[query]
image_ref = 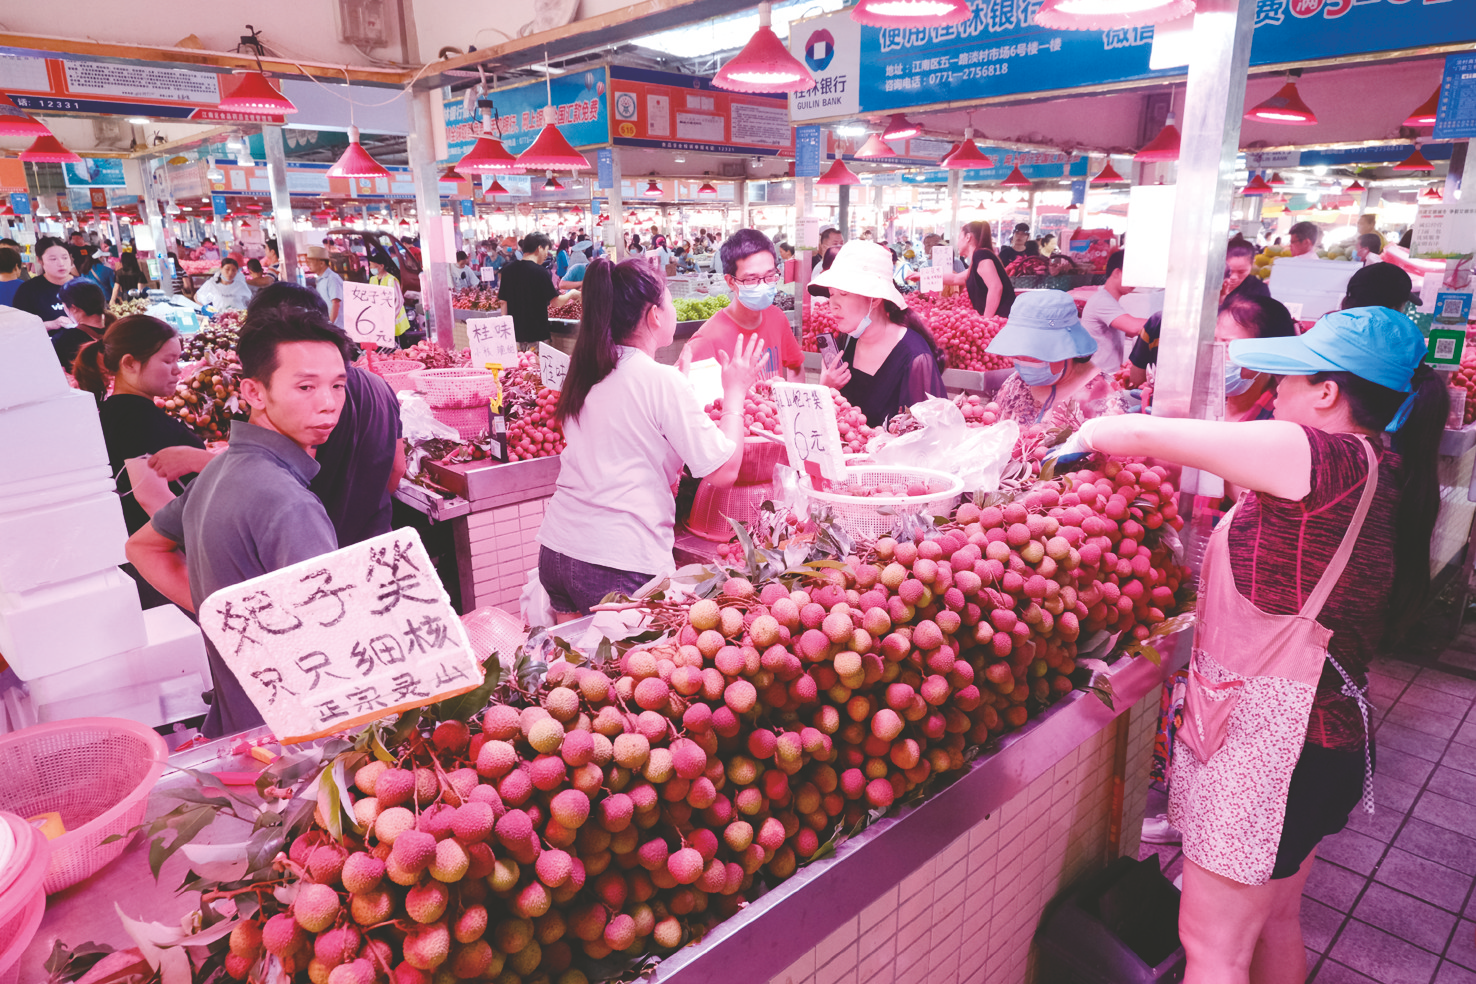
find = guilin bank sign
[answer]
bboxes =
[789,11,861,121]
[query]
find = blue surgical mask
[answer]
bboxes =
[738,281,777,311]
[1225,363,1253,397]
[1014,359,1063,386]
[848,312,872,339]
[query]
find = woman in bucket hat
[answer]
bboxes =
[1059,306,1447,984]
[810,240,946,428]
[986,289,1111,425]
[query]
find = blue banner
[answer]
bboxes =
[62,158,127,188]
[211,193,228,217]
[597,148,614,189]
[9,192,30,216]
[1434,52,1476,141]
[854,0,1470,115]
[459,199,475,216]
[1071,180,1086,206]
[443,67,609,161]
[796,125,823,177]
[897,147,1089,182]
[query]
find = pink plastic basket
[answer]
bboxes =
[0,813,48,984]
[0,719,167,894]
[412,368,500,409]
[432,405,491,442]
[368,358,425,394]
[461,607,528,663]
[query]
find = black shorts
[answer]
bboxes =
[1271,741,1370,879]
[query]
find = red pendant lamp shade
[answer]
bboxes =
[486,178,509,195]
[1245,81,1318,125]
[1000,165,1032,188]
[515,114,590,170]
[1422,187,1443,202]
[937,142,961,165]
[854,133,896,159]
[1403,88,1440,128]
[851,0,969,27]
[439,165,465,182]
[642,180,663,197]
[327,127,390,179]
[1345,180,1365,192]
[457,133,521,172]
[1268,172,1285,186]
[944,136,993,169]
[1034,0,1195,30]
[18,134,83,164]
[1241,174,1274,195]
[218,71,298,115]
[1134,117,1181,162]
[1091,160,1125,182]
[881,115,920,141]
[713,2,816,94]
[698,182,718,196]
[816,159,862,186]
[544,176,566,191]
[0,96,52,138]
[1393,146,1433,171]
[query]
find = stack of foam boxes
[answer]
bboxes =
[0,307,209,730]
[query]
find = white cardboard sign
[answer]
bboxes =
[198,529,483,743]
[538,341,570,391]
[343,282,399,348]
[919,266,944,293]
[770,381,846,483]
[480,266,496,282]
[467,316,518,371]
[931,245,952,271]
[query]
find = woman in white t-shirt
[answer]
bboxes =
[537,257,761,618]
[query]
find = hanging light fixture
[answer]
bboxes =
[439,165,466,182]
[851,0,969,27]
[0,95,52,138]
[1241,174,1274,195]
[458,111,522,172]
[937,142,961,166]
[642,179,663,197]
[218,27,298,115]
[1091,160,1125,183]
[1393,145,1433,171]
[1422,187,1443,202]
[486,178,509,195]
[327,126,391,178]
[1245,75,1318,125]
[516,113,591,170]
[816,159,862,186]
[712,2,816,94]
[1000,165,1032,188]
[1403,88,1440,128]
[854,133,896,159]
[881,115,920,141]
[1268,172,1285,186]
[943,130,992,169]
[698,181,718,196]
[18,134,83,164]
[544,175,566,191]
[1135,114,1181,162]
[1345,179,1365,192]
[1034,0,1195,30]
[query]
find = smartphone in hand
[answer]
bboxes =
[816,332,840,369]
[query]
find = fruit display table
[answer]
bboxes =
[1434,422,1476,584]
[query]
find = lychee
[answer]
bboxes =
[293,883,340,934]
[406,880,451,923]
[403,922,451,970]
[340,852,384,894]
[391,830,437,873]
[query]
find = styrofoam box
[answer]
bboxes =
[0,465,115,514]
[23,604,205,705]
[0,568,146,679]
[0,388,110,490]
[0,307,70,411]
[0,492,128,593]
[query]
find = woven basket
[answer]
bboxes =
[431,405,491,442]
[807,466,964,541]
[368,358,426,394]
[412,368,500,409]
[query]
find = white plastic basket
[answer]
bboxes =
[806,465,964,541]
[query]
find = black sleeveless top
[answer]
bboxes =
[965,247,1015,317]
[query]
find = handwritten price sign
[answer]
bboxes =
[198,529,483,743]
[343,282,399,348]
[467,317,518,371]
[771,381,846,483]
[538,341,570,391]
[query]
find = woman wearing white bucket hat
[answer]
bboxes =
[809,240,946,428]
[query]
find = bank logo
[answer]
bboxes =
[804,29,836,73]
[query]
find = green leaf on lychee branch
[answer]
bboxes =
[42,939,118,984]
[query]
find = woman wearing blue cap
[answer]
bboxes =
[1062,306,1447,984]
[986,290,1118,425]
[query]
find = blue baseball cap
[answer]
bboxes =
[986,289,1098,362]
[1228,305,1425,393]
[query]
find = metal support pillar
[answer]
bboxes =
[739,178,749,230]
[140,160,172,298]
[409,89,456,350]
[607,148,625,261]
[262,125,299,286]
[1151,0,1256,421]
[838,183,850,239]
[947,168,963,242]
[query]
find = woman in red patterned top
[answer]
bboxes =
[1063,306,1447,984]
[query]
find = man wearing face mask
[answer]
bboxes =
[685,229,803,382]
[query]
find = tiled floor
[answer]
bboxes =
[1138,651,1476,984]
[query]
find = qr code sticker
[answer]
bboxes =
[1435,338,1456,360]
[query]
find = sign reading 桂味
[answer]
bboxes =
[198,529,483,743]
[771,381,846,483]
[467,317,518,372]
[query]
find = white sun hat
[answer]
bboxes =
[807,240,907,309]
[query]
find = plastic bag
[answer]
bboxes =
[399,391,461,443]
[866,397,1019,493]
[519,568,556,631]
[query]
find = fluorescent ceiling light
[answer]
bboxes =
[126,117,150,125]
[835,124,868,137]
[635,0,847,58]
[529,63,566,75]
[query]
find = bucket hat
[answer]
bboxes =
[1229,305,1425,392]
[808,241,907,308]
[985,289,1098,362]
[304,245,330,261]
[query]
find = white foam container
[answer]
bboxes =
[0,389,111,491]
[24,605,205,706]
[0,308,70,412]
[0,492,128,594]
[0,570,146,679]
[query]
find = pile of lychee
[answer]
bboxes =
[218,458,1184,984]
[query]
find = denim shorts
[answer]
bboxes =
[538,546,656,617]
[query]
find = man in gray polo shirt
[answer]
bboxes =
[126,310,349,738]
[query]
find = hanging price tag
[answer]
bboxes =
[343,282,399,348]
[467,316,518,372]
[770,381,846,485]
[538,341,570,391]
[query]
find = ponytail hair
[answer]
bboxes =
[882,300,945,371]
[555,258,664,425]
[961,221,993,252]
[1312,364,1448,640]
[72,315,177,402]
